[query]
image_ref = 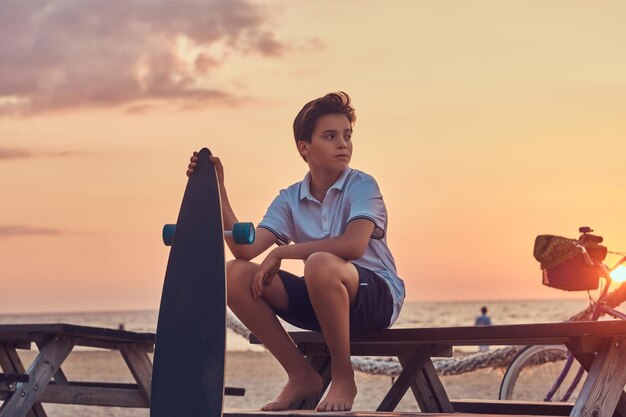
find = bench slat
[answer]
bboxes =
[0,373,29,383]
[250,321,626,348]
[451,400,572,415]
[224,410,567,417]
[0,323,155,347]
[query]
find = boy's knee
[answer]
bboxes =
[305,252,335,272]
[304,252,343,286]
[226,259,251,276]
[226,259,254,302]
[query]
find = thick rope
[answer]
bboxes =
[226,279,626,377]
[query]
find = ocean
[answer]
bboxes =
[0,298,614,352]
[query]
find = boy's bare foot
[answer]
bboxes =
[316,378,357,412]
[261,370,323,411]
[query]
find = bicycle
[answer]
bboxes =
[498,227,626,402]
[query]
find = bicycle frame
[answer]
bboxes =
[545,255,626,402]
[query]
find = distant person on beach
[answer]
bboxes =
[187,92,405,412]
[474,306,492,352]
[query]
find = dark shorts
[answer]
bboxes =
[273,263,394,333]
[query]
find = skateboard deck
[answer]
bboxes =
[151,148,226,417]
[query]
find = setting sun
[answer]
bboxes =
[611,266,626,283]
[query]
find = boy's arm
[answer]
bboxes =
[272,218,374,261]
[218,180,276,260]
[187,152,275,260]
[251,219,374,297]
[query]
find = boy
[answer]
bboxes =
[186,92,405,412]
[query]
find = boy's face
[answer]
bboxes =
[298,113,352,172]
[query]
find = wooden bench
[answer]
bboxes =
[250,320,626,417]
[0,323,244,417]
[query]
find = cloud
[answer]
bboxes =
[0,0,288,116]
[0,225,65,237]
[0,147,32,160]
[0,147,84,160]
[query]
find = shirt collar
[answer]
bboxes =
[300,168,353,201]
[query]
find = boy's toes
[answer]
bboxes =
[261,401,281,411]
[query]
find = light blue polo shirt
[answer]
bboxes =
[258,168,405,326]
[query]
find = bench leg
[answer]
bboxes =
[376,347,452,412]
[0,337,74,417]
[568,349,626,417]
[404,356,454,413]
[570,338,626,417]
[35,342,68,386]
[118,343,152,407]
[0,347,47,417]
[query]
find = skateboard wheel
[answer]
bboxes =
[232,222,255,245]
[162,224,176,246]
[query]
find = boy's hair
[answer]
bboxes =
[293,91,356,146]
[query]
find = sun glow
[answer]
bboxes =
[611,266,626,283]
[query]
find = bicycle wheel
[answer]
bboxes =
[499,345,585,402]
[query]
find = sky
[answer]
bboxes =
[1,0,625,313]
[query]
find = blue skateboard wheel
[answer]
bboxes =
[232,222,255,245]
[163,224,176,246]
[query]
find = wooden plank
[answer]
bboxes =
[0,384,146,408]
[376,349,430,411]
[395,352,453,413]
[250,321,626,348]
[297,343,453,358]
[224,410,568,417]
[0,341,31,350]
[74,337,154,352]
[0,347,23,374]
[35,342,68,385]
[0,382,243,404]
[418,358,453,412]
[118,343,152,406]
[297,342,453,358]
[0,374,29,383]
[0,336,74,417]
[0,346,47,417]
[397,354,436,412]
[1,334,153,353]
[0,324,155,346]
[451,399,572,415]
[571,337,626,417]
[567,348,626,417]
[225,387,246,397]
[0,382,15,393]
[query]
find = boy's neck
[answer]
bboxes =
[308,168,344,203]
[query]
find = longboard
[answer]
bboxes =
[151,148,227,417]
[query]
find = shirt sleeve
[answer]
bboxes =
[258,189,294,245]
[347,177,386,240]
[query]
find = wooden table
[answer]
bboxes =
[0,323,155,417]
[250,320,626,417]
[0,322,246,417]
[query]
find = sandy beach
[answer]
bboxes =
[16,349,505,417]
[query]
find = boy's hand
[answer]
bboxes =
[186,151,198,177]
[185,151,225,189]
[252,250,282,298]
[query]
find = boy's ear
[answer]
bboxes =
[297,140,309,158]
